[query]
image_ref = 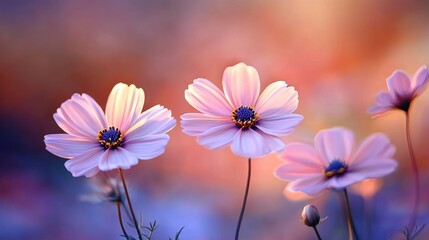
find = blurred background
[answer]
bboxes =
[1,0,429,239]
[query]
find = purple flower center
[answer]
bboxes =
[97,127,123,149]
[325,160,347,178]
[232,106,259,129]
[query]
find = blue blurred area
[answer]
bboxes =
[1,0,429,239]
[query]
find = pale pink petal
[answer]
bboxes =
[411,65,429,96]
[255,81,299,116]
[375,92,394,106]
[281,143,325,168]
[256,114,303,136]
[44,134,99,158]
[222,63,260,108]
[184,78,232,116]
[367,105,394,116]
[98,148,139,171]
[181,113,232,136]
[231,129,284,158]
[387,70,411,100]
[64,148,103,177]
[349,159,397,178]
[287,175,329,196]
[328,174,365,189]
[351,133,395,166]
[74,94,108,129]
[54,94,106,138]
[274,162,322,181]
[196,124,238,149]
[123,135,170,160]
[125,105,176,139]
[314,127,354,165]
[105,83,145,132]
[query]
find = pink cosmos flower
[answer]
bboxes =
[44,83,176,177]
[274,127,397,196]
[369,65,429,116]
[180,63,303,158]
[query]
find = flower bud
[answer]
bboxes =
[301,204,321,227]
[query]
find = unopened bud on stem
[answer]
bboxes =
[301,204,321,227]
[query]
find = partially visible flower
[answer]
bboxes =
[80,177,123,203]
[301,204,321,227]
[274,127,397,196]
[369,65,429,116]
[181,62,303,158]
[44,83,176,177]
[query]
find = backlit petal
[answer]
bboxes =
[351,133,395,166]
[98,148,139,171]
[314,127,354,164]
[287,175,329,196]
[411,65,429,96]
[185,78,232,116]
[44,134,99,158]
[222,63,260,108]
[387,70,411,100]
[64,148,103,177]
[256,113,303,136]
[181,113,231,136]
[105,83,145,132]
[255,81,299,116]
[124,135,170,160]
[231,128,284,158]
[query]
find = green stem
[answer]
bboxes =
[235,158,252,240]
[119,168,143,240]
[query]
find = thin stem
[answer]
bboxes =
[405,112,420,230]
[235,158,252,240]
[119,168,143,240]
[343,188,359,240]
[117,202,129,238]
[313,226,322,240]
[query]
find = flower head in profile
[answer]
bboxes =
[274,127,397,196]
[44,83,176,177]
[369,65,429,116]
[180,63,303,158]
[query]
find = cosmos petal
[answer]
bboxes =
[105,83,145,132]
[181,113,231,136]
[124,135,170,160]
[314,127,354,164]
[351,133,395,166]
[54,94,106,138]
[411,65,429,96]
[64,148,103,177]
[287,175,329,196]
[126,105,176,139]
[350,159,397,178]
[185,78,232,116]
[255,81,299,116]
[256,114,303,136]
[222,63,260,108]
[44,134,100,158]
[387,70,411,100]
[196,124,238,149]
[98,148,139,171]
[231,128,284,158]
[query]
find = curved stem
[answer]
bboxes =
[313,226,322,240]
[343,188,359,240]
[235,158,252,240]
[117,202,129,238]
[405,112,420,230]
[119,168,143,240]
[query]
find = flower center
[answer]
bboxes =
[97,127,123,149]
[232,106,259,129]
[324,160,347,178]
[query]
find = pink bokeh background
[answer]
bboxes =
[1,0,429,239]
